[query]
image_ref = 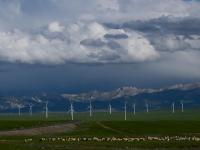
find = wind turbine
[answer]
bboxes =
[14,98,23,117]
[132,103,136,115]
[145,103,149,113]
[181,101,184,112]
[17,104,22,117]
[172,102,175,113]
[124,101,127,121]
[69,102,74,121]
[45,101,48,118]
[29,104,33,116]
[108,103,112,115]
[89,100,93,117]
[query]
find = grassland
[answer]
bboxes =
[0,110,200,150]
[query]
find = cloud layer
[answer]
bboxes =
[0,22,159,64]
[0,0,199,64]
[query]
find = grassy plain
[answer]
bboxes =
[0,110,200,150]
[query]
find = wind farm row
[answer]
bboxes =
[10,98,186,121]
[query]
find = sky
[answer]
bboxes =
[0,0,200,94]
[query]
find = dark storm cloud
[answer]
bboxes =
[104,33,128,39]
[104,17,200,36]
[80,39,122,50]
[103,23,122,29]
[107,41,122,50]
[1,61,200,95]
[104,17,200,52]
[80,39,106,47]
[80,39,123,61]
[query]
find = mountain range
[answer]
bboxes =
[0,82,200,112]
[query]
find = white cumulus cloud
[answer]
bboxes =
[0,22,159,64]
[48,22,65,32]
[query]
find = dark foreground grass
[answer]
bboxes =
[1,137,200,150]
[66,121,200,136]
[0,142,199,150]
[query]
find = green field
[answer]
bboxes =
[0,110,200,150]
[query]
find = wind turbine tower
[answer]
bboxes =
[89,100,92,117]
[132,103,136,115]
[181,101,184,112]
[14,98,23,117]
[172,102,175,113]
[45,101,48,118]
[70,102,74,121]
[29,104,33,116]
[18,105,22,117]
[124,101,127,121]
[146,103,149,113]
[109,103,112,115]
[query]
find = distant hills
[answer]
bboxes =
[63,82,200,101]
[0,82,200,112]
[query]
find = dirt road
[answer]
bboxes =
[0,121,79,136]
